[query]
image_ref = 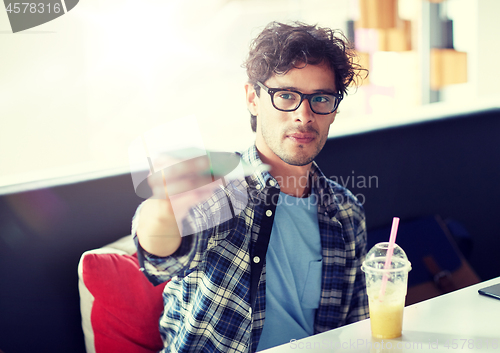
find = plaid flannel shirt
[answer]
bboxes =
[132,145,369,353]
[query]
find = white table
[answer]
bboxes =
[265,277,500,352]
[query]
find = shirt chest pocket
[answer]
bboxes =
[300,259,323,309]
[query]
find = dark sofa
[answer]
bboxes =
[0,107,498,353]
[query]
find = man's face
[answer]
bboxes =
[246,62,338,167]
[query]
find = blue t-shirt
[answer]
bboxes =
[256,190,322,351]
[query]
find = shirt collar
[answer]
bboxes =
[240,145,273,191]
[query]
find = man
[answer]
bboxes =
[133,21,368,353]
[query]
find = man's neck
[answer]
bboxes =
[256,148,312,198]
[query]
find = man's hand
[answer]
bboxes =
[136,154,217,257]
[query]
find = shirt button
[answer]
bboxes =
[253,256,260,263]
[269,180,276,187]
[266,210,272,217]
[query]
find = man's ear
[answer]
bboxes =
[245,83,258,116]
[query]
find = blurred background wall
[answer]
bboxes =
[1,0,499,192]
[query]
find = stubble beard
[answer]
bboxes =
[262,127,326,167]
[277,145,318,166]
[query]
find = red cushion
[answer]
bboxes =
[82,253,167,353]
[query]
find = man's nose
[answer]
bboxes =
[293,98,315,124]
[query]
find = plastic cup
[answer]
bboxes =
[361,242,411,339]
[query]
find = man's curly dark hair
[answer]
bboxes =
[243,21,367,132]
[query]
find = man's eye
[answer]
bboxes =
[277,93,296,100]
[312,95,330,103]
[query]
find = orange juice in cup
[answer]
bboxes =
[362,243,411,339]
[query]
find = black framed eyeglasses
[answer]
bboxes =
[256,81,343,115]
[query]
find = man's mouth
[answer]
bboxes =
[287,132,317,144]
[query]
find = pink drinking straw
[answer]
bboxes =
[379,217,400,301]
